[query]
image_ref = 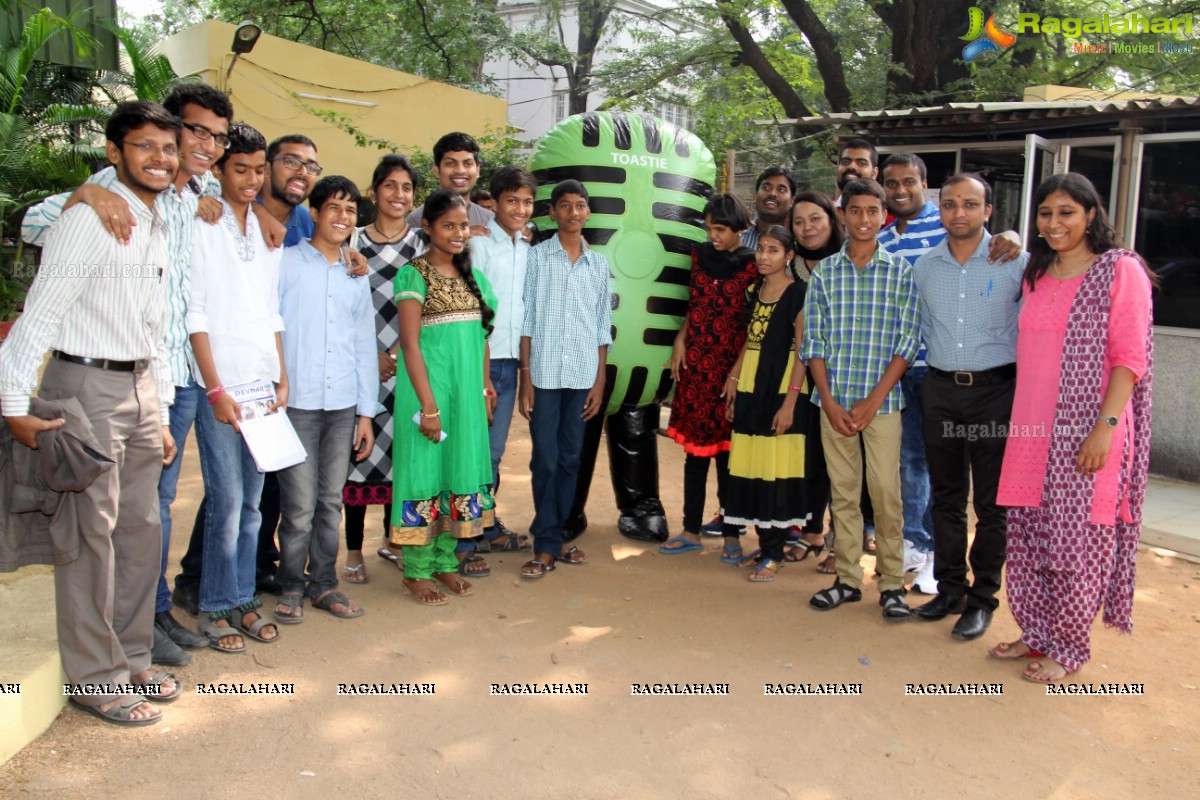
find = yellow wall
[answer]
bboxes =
[158,21,508,191]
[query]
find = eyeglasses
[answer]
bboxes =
[122,141,179,158]
[269,155,323,176]
[180,121,231,149]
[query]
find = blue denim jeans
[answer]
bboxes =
[194,395,264,613]
[483,358,519,541]
[528,387,587,557]
[276,407,356,597]
[156,378,203,613]
[900,364,934,553]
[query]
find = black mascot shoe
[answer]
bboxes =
[618,498,669,543]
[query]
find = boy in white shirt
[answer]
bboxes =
[187,123,287,653]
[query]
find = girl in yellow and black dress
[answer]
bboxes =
[723,225,813,582]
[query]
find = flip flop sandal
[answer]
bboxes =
[377,547,404,571]
[136,669,182,703]
[816,555,837,575]
[457,554,491,577]
[70,696,161,727]
[735,549,763,568]
[433,572,474,596]
[988,642,1045,661]
[273,591,305,625]
[491,533,532,552]
[232,599,280,643]
[312,590,364,619]
[520,558,556,580]
[198,611,246,653]
[748,559,780,583]
[809,580,863,611]
[402,578,449,606]
[341,563,369,584]
[658,536,703,554]
[557,546,588,565]
[719,545,744,564]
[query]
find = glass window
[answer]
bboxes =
[1135,140,1200,329]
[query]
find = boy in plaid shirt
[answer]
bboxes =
[803,179,919,621]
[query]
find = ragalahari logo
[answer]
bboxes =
[962,7,1017,62]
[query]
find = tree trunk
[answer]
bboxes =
[569,0,616,115]
[871,0,973,103]
[778,0,852,112]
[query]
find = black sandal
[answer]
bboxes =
[880,588,911,622]
[557,546,587,565]
[520,556,556,580]
[809,580,862,611]
[458,554,491,577]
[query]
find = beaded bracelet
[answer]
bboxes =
[727,375,739,383]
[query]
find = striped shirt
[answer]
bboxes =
[912,232,1027,372]
[740,225,761,252]
[470,220,528,360]
[21,167,217,390]
[802,242,920,414]
[877,199,945,366]
[521,234,612,391]
[1,180,172,421]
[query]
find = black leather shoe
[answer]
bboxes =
[951,607,993,641]
[171,583,199,617]
[912,593,968,622]
[151,626,192,667]
[256,573,282,596]
[155,610,207,650]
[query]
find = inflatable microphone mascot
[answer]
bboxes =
[529,111,716,543]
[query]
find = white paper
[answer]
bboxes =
[226,381,308,472]
[411,411,448,442]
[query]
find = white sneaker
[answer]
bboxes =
[902,541,928,574]
[912,558,938,595]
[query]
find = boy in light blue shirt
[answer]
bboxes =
[273,176,380,623]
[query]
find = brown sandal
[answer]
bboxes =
[402,578,448,606]
[433,572,474,596]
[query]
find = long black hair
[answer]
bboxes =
[1024,172,1120,292]
[422,189,494,335]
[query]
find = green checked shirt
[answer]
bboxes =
[802,242,920,414]
[22,167,219,394]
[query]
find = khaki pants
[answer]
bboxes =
[821,411,904,592]
[40,358,163,705]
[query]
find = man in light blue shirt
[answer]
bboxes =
[274,177,379,623]
[910,173,1026,642]
[469,166,536,552]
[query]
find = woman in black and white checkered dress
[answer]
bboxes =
[342,155,425,582]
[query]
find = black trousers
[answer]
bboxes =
[682,451,730,533]
[921,370,1015,611]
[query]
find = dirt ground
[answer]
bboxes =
[2,422,1197,800]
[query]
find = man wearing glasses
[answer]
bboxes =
[20,84,238,669]
[1,101,182,726]
[261,134,323,246]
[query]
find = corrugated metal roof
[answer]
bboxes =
[785,97,1200,132]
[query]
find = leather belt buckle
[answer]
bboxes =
[953,371,974,387]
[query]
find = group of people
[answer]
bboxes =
[659,139,1154,685]
[0,90,1153,729]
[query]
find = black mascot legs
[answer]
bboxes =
[566,403,669,544]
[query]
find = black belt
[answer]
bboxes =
[929,363,1015,387]
[53,350,149,373]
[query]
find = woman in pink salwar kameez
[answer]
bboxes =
[993,173,1154,683]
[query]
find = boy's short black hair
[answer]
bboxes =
[309,175,360,211]
[470,188,492,204]
[267,134,317,162]
[216,122,266,168]
[106,100,180,145]
[838,138,878,168]
[163,83,234,124]
[550,179,588,205]
[941,172,993,205]
[489,165,537,199]
[703,193,751,231]
[754,166,796,195]
[881,152,928,182]
[840,178,887,209]
[433,131,480,164]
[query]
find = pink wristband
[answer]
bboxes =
[206,385,225,404]
[787,385,803,392]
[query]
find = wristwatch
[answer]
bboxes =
[1099,415,1118,428]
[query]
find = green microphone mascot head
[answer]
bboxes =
[530,111,715,542]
